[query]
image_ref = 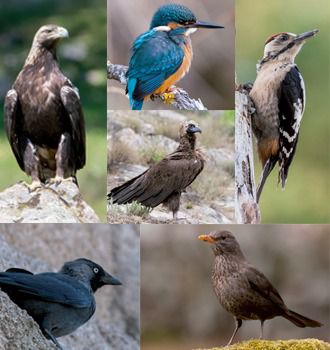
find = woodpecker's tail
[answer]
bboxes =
[278,134,300,188]
[256,156,277,203]
[283,309,323,328]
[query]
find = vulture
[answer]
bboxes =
[108,120,205,219]
[4,24,85,188]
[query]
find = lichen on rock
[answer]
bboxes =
[198,338,330,350]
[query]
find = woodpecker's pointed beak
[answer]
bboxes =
[187,20,224,29]
[294,29,318,43]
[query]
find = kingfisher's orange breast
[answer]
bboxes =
[153,42,193,95]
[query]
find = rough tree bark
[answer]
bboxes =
[235,85,260,224]
[107,61,207,111]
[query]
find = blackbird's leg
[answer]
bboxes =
[43,327,64,350]
[259,320,265,339]
[227,318,242,346]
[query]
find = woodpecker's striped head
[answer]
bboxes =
[263,30,318,61]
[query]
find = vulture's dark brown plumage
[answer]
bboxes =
[4,24,85,186]
[108,120,205,219]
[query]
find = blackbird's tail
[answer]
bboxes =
[283,309,323,328]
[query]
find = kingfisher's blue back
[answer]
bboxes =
[126,28,187,110]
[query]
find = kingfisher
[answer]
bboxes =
[126,3,224,110]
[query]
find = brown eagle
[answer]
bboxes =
[108,120,205,220]
[4,24,85,188]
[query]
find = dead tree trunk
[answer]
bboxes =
[235,86,261,224]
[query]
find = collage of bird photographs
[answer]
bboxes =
[0,0,329,350]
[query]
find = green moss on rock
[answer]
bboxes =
[200,338,330,350]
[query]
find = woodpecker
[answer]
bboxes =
[249,29,318,202]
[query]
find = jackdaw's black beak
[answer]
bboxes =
[187,20,224,29]
[102,273,122,286]
[294,29,318,43]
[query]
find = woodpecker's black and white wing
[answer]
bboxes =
[278,66,305,187]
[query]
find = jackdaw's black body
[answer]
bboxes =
[0,258,121,349]
[198,230,322,345]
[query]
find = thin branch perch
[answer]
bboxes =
[107,61,207,110]
[235,84,260,224]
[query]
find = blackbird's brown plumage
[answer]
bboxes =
[108,120,205,219]
[4,25,85,186]
[198,230,322,345]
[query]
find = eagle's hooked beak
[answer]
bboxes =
[56,26,69,39]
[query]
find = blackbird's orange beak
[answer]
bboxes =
[198,234,215,243]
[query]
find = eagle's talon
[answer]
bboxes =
[25,180,43,192]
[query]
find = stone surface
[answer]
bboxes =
[116,128,146,150]
[0,224,139,350]
[0,180,100,223]
[108,163,233,224]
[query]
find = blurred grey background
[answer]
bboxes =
[108,0,235,110]
[0,224,140,350]
[141,224,329,349]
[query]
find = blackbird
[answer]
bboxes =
[0,258,122,350]
[198,230,322,345]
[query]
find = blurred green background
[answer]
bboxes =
[236,0,330,223]
[0,0,106,220]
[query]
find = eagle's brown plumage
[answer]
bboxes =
[4,24,85,186]
[107,120,205,219]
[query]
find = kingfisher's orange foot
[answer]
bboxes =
[161,91,176,104]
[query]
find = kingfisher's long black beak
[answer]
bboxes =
[294,29,318,43]
[187,20,224,29]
